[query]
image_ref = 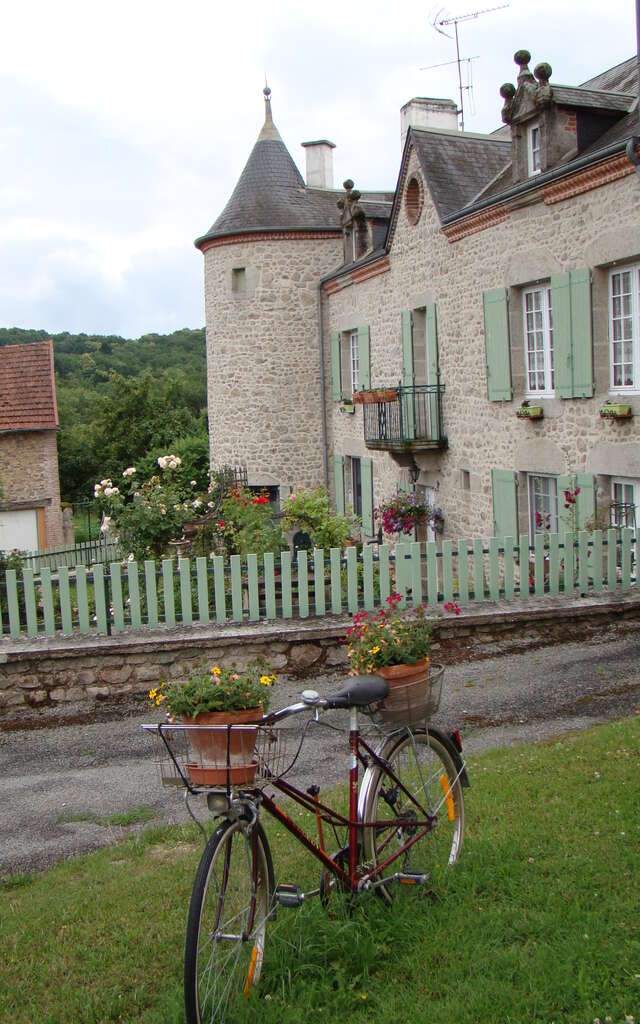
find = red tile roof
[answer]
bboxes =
[0,340,59,432]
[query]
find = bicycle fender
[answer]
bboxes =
[428,726,471,788]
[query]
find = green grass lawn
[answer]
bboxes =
[1,717,638,1024]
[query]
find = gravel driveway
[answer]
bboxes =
[1,633,639,877]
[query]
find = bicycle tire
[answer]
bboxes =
[184,818,274,1024]
[361,728,464,904]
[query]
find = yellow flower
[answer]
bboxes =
[260,675,272,686]
[149,688,157,699]
[370,645,381,654]
[210,666,222,676]
[156,694,166,704]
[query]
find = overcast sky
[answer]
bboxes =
[1,0,637,338]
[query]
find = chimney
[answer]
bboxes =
[400,97,459,149]
[301,139,336,188]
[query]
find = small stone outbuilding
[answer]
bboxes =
[0,340,65,552]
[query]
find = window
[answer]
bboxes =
[523,286,554,395]
[404,175,423,225]
[528,123,541,176]
[231,267,246,294]
[610,263,640,391]
[611,478,639,529]
[340,331,359,398]
[528,474,558,538]
[345,456,362,516]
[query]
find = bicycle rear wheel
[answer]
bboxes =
[184,818,274,1024]
[361,728,464,903]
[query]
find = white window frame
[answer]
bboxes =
[527,123,541,176]
[528,474,558,539]
[609,263,640,393]
[349,330,359,396]
[523,286,554,396]
[610,477,639,530]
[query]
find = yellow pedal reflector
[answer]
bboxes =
[440,774,455,822]
[243,946,259,997]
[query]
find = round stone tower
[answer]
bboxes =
[195,89,343,500]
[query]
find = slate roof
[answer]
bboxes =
[581,55,639,95]
[411,128,512,221]
[196,93,393,247]
[0,340,59,433]
[550,85,634,112]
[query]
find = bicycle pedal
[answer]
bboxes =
[274,884,305,908]
[397,871,430,886]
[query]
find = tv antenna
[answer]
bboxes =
[429,4,509,131]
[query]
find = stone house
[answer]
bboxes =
[197,49,640,545]
[0,340,65,552]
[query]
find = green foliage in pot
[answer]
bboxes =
[346,593,431,674]
[149,661,277,718]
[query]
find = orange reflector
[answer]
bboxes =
[440,774,455,822]
[243,946,259,997]
[399,877,417,885]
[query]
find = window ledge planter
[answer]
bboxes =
[600,403,632,420]
[353,388,398,405]
[516,404,544,420]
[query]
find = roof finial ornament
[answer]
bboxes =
[263,79,273,123]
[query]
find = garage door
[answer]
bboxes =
[0,509,39,552]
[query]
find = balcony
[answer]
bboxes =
[360,384,447,452]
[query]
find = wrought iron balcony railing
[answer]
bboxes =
[361,383,447,451]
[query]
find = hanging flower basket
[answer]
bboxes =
[353,388,399,405]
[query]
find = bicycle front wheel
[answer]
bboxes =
[184,818,274,1024]
[362,728,464,902]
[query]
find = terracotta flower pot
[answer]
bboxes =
[182,706,262,786]
[375,658,437,725]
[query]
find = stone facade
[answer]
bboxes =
[202,233,342,494]
[325,146,640,542]
[0,430,64,549]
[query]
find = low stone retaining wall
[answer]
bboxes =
[2,592,639,728]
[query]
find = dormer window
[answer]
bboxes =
[528,123,541,176]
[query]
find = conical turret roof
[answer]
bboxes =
[195,89,342,248]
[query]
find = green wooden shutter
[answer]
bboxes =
[575,473,596,529]
[483,288,512,401]
[569,269,593,397]
[357,325,371,391]
[491,469,518,539]
[551,274,573,398]
[401,310,415,439]
[426,303,439,435]
[333,455,345,514]
[361,458,374,535]
[330,331,341,401]
[557,474,572,534]
[551,270,593,398]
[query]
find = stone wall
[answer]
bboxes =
[2,593,639,727]
[0,430,64,548]
[203,234,343,494]
[324,146,640,541]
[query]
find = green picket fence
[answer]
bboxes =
[0,529,636,640]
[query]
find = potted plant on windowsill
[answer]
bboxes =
[516,400,544,420]
[600,401,632,420]
[149,662,276,785]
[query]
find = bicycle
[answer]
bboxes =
[143,664,469,1024]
